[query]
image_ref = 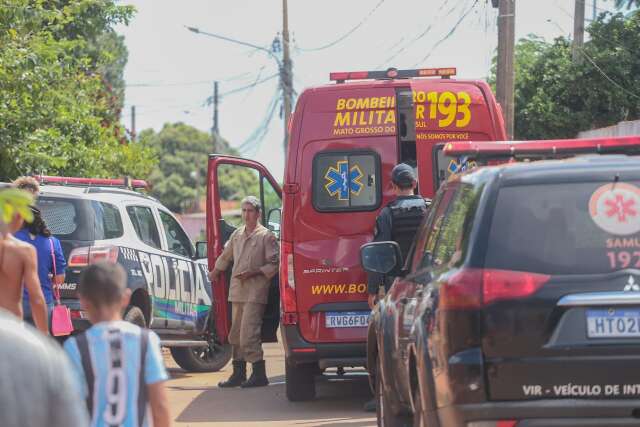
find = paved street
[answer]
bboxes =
[165,343,376,427]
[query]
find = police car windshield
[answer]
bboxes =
[485,181,640,275]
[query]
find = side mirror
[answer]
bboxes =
[419,251,432,268]
[267,208,281,238]
[195,241,208,259]
[360,241,404,276]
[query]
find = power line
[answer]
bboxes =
[375,0,455,68]
[413,0,480,67]
[295,0,386,52]
[236,88,281,156]
[127,80,212,88]
[218,73,279,98]
[125,72,256,88]
[578,47,640,100]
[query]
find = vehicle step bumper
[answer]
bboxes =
[441,398,640,427]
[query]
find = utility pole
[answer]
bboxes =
[573,0,585,63]
[282,0,293,153]
[131,105,136,142]
[592,0,597,22]
[496,0,516,139]
[212,81,219,152]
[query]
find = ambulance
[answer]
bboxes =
[205,67,507,400]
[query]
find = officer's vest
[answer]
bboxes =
[389,197,428,261]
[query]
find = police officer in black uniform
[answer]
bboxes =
[363,163,428,412]
[366,163,428,310]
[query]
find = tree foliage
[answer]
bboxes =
[141,123,239,212]
[493,10,640,139]
[0,1,154,180]
[142,122,281,215]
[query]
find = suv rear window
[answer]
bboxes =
[39,198,79,236]
[485,181,640,275]
[39,197,123,241]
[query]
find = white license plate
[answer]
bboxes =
[325,311,370,329]
[587,308,640,338]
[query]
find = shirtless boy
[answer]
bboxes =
[0,201,48,334]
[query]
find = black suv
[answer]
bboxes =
[362,155,640,426]
[38,183,231,372]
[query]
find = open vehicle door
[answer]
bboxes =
[206,155,283,344]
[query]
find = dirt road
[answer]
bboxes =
[166,343,376,427]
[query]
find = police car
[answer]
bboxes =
[37,176,231,372]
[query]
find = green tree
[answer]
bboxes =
[140,123,238,212]
[492,10,640,140]
[0,0,153,180]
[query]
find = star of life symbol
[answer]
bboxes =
[623,276,640,292]
[589,183,640,236]
[324,160,364,200]
[605,194,637,223]
[447,157,476,174]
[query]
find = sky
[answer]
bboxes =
[117,0,617,180]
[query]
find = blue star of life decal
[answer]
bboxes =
[324,160,365,200]
[448,156,476,174]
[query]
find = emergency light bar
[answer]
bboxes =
[330,67,456,83]
[35,175,149,190]
[444,136,640,159]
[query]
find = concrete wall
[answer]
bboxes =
[578,120,640,138]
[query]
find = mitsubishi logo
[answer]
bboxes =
[623,276,640,292]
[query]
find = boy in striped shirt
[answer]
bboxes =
[64,262,171,427]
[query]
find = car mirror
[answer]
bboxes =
[360,242,404,276]
[267,208,281,238]
[195,241,207,259]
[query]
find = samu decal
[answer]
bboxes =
[589,183,640,236]
[324,160,364,200]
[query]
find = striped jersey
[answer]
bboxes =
[64,321,168,427]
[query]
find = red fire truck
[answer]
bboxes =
[205,67,507,400]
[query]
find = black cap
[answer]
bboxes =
[391,163,416,187]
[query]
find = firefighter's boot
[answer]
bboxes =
[218,360,246,388]
[241,360,269,388]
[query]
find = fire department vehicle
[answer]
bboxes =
[205,67,507,401]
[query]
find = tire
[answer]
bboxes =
[124,306,146,327]
[170,342,232,373]
[285,358,316,401]
[376,357,412,427]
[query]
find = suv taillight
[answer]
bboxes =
[440,268,550,310]
[280,241,298,324]
[68,245,120,267]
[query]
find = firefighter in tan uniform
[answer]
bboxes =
[209,196,279,388]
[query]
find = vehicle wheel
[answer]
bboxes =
[285,358,316,401]
[124,306,146,327]
[170,341,232,373]
[376,357,412,427]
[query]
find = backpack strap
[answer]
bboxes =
[75,332,95,416]
[137,328,150,427]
